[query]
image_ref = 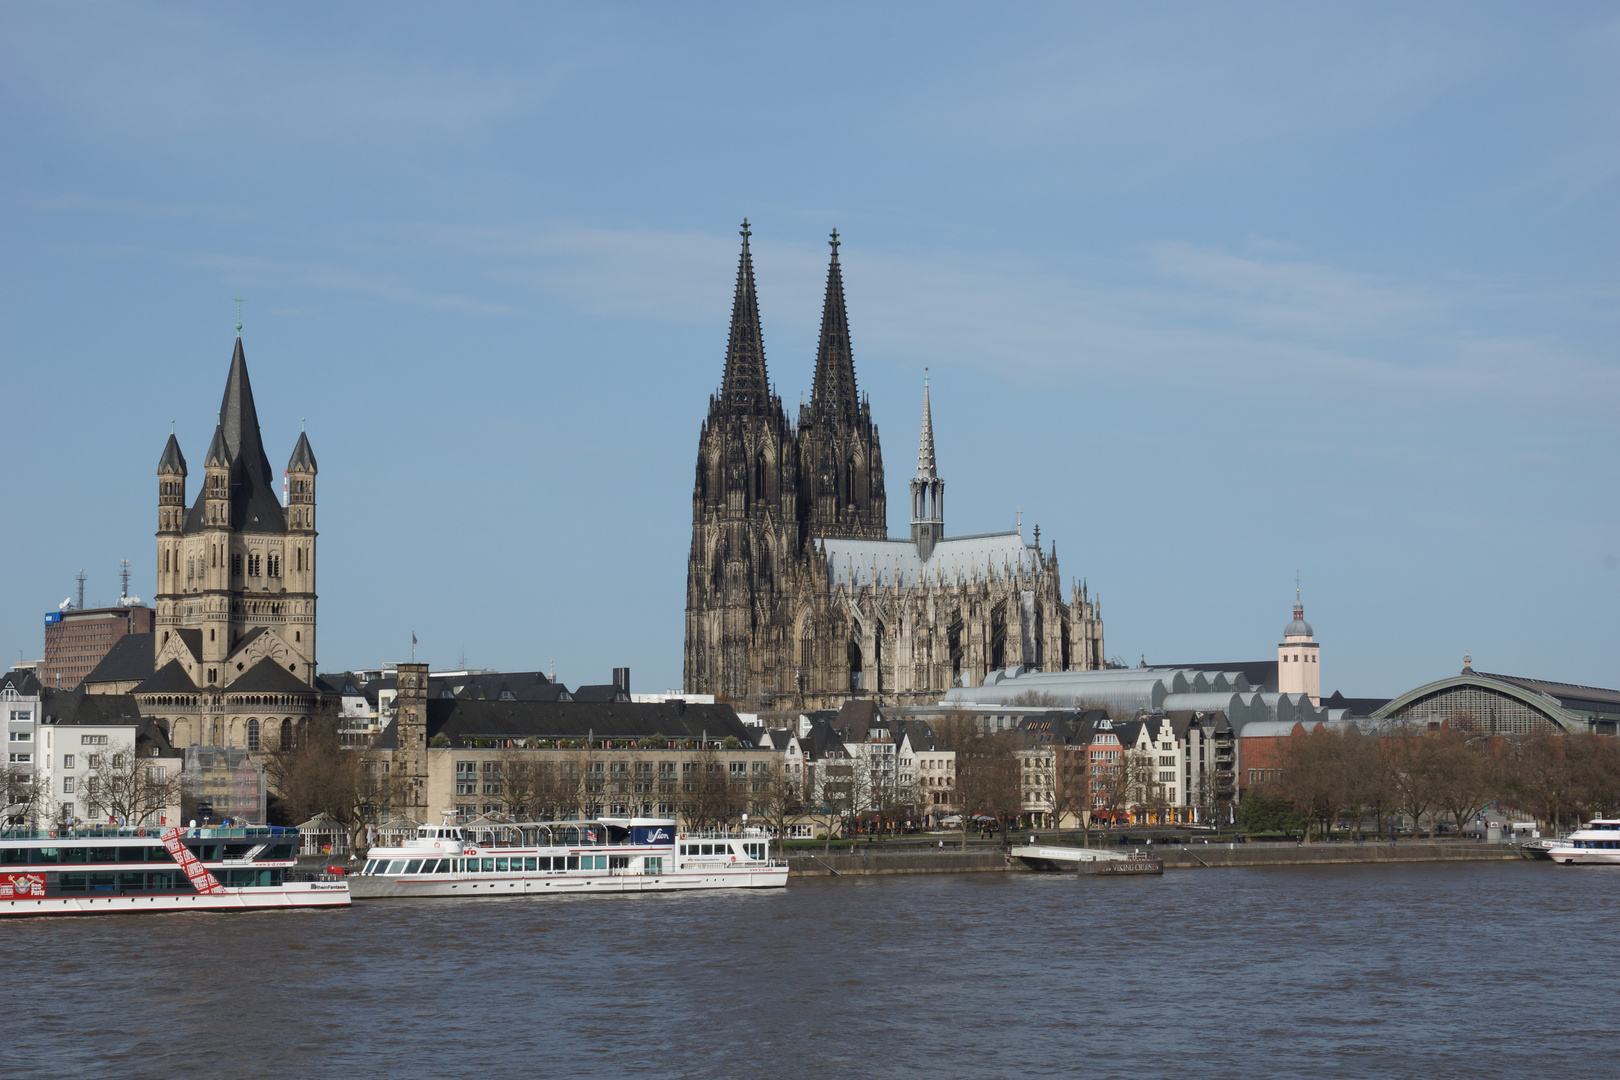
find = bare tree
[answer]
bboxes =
[1277,728,1341,842]
[86,749,181,826]
[757,758,804,846]
[1383,721,1443,838]
[265,713,396,851]
[1430,721,1494,837]
[1,764,49,825]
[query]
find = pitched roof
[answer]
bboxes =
[0,669,43,696]
[287,429,317,473]
[425,699,750,746]
[132,660,199,695]
[158,433,187,476]
[85,633,156,686]
[173,628,204,665]
[572,683,629,703]
[228,657,315,694]
[42,688,143,725]
[820,530,1036,587]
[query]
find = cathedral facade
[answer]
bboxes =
[133,335,328,750]
[685,224,1105,709]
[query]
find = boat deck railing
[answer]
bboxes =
[0,825,298,841]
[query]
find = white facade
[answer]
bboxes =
[37,724,181,827]
[4,679,40,777]
[1278,595,1320,704]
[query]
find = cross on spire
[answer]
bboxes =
[234,296,244,333]
[829,227,840,255]
[740,218,751,242]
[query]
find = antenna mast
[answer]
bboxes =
[75,569,86,611]
[119,558,131,602]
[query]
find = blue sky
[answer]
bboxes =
[2,4,1615,697]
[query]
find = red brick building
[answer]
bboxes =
[42,605,154,690]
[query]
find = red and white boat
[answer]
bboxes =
[0,824,350,915]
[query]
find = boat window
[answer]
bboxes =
[496,858,509,872]
[59,847,87,864]
[524,857,537,871]
[385,860,406,875]
[405,860,424,874]
[362,860,376,875]
[436,859,451,872]
[643,857,663,875]
[609,856,628,870]
[481,858,494,872]
[566,855,579,870]
[89,847,120,863]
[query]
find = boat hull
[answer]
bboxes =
[348,867,787,900]
[0,881,350,917]
[1547,850,1620,866]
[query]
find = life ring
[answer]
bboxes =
[136,829,146,837]
[678,833,686,840]
[48,830,56,839]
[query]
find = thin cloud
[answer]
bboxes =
[450,224,1617,422]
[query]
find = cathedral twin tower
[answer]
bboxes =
[685,223,1104,708]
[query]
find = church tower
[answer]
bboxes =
[684,222,800,702]
[909,375,945,561]
[142,334,327,751]
[797,230,886,541]
[1277,587,1320,705]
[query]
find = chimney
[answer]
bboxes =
[613,667,630,697]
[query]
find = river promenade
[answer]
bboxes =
[785,838,1524,876]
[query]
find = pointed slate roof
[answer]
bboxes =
[916,377,937,478]
[158,433,187,476]
[718,220,772,413]
[809,229,859,424]
[185,337,288,535]
[204,425,232,469]
[287,430,317,473]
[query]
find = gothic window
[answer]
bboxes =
[268,554,280,577]
[186,557,194,581]
[232,553,243,577]
[247,719,260,752]
[280,718,292,751]
[755,450,767,500]
[247,554,261,577]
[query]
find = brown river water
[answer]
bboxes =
[3,861,1614,1080]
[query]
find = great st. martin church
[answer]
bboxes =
[685,224,1105,708]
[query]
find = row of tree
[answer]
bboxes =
[1250,721,1620,840]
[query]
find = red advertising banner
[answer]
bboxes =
[0,873,46,899]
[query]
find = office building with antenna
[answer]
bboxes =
[40,564,153,690]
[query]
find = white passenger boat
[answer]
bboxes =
[0,824,350,916]
[349,816,788,899]
[1546,819,1620,865]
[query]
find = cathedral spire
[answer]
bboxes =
[910,372,945,560]
[917,369,937,478]
[810,228,858,423]
[719,219,771,412]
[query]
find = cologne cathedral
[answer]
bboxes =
[684,223,1105,709]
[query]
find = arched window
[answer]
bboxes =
[247,719,260,752]
[279,718,292,751]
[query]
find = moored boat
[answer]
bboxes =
[0,824,350,915]
[349,816,787,899]
[1546,819,1620,866]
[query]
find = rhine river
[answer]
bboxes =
[5,861,1614,1079]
